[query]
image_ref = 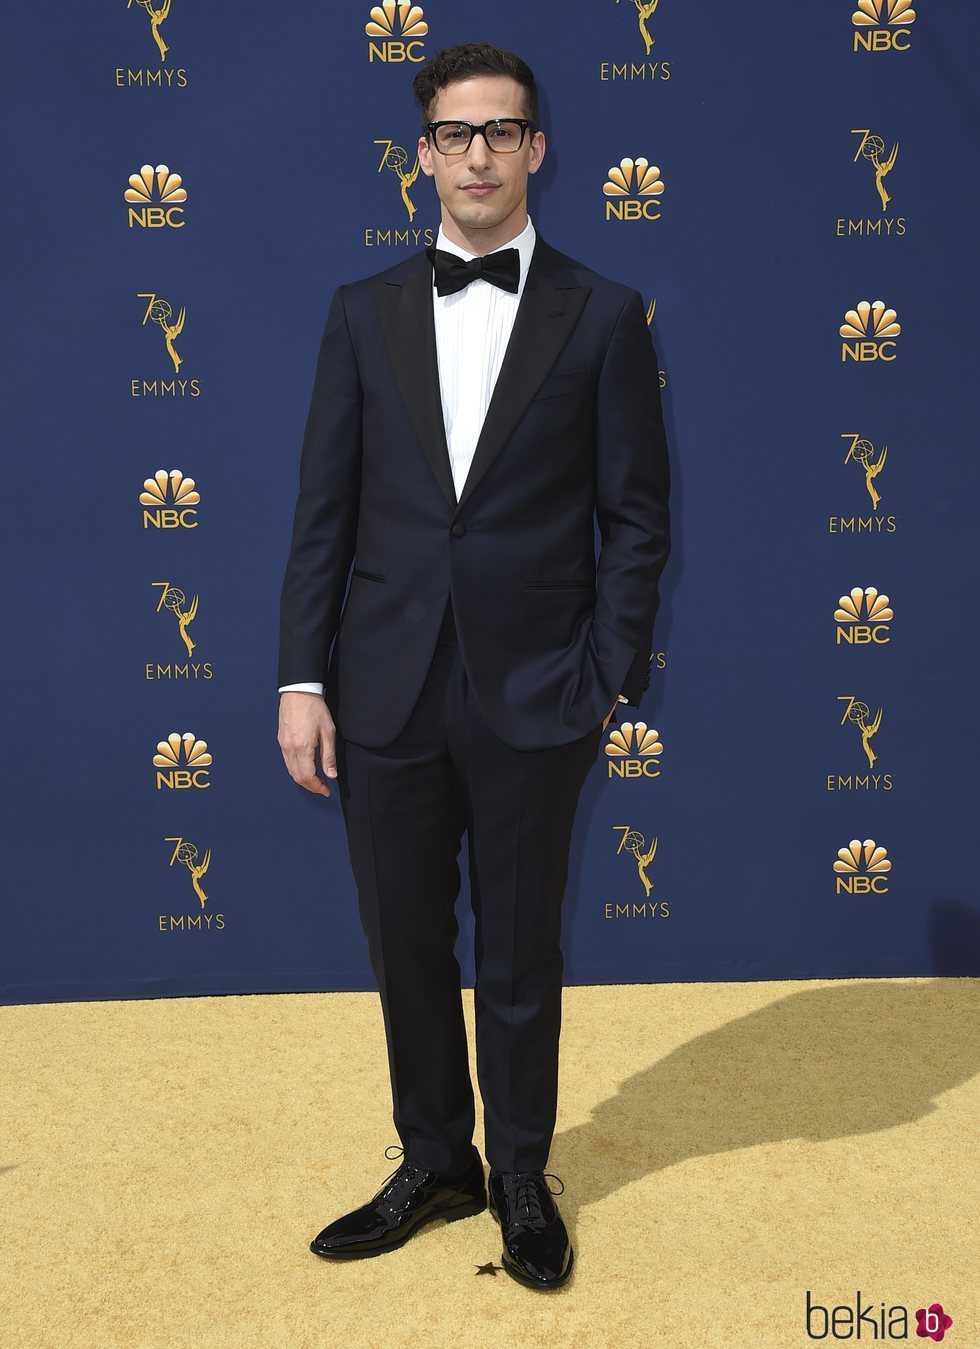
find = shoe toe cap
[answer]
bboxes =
[311,1202,389,1252]
[503,1228,572,1286]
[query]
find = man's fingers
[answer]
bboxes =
[278,693,337,796]
[289,744,332,796]
[319,725,339,780]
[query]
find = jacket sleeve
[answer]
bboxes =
[592,289,671,708]
[277,285,363,689]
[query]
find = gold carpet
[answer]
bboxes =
[2,978,977,1348]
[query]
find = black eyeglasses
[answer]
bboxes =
[424,119,536,156]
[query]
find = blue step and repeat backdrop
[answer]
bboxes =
[4,2,978,1005]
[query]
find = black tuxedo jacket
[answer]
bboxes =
[277,232,671,752]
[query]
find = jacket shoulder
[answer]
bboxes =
[534,237,639,309]
[338,250,429,301]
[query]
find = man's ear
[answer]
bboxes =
[527,130,547,176]
[418,135,434,177]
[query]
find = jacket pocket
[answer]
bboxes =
[352,567,385,583]
[529,368,590,402]
[520,579,595,590]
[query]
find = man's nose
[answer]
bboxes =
[464,130,492,171]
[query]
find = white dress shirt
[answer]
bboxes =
[432,212,536,500]
[279,214,627,704]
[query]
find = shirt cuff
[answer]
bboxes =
[279,682,325,696]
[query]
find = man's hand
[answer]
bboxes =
[278,691,338,797]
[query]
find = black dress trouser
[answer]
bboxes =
[333,597,604,1176]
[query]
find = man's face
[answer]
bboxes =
[417,74,546,239]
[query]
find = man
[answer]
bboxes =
[277,41,670,1289]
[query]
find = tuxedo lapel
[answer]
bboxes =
[455,239,591,515]
[373,235,592,519]
[374,260,458,511]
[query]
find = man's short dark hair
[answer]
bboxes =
[412,41,540,130]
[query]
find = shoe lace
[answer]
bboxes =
[374,1144,428,1209]
[499,1170,565,1233]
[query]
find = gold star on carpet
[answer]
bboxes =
[474,1261,500,1276]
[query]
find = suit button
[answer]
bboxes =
[450,523,466,537]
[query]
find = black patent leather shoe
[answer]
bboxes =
[488,1169,574,1289]
[310,1144,486,1259]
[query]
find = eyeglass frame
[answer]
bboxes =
[423,118,537,156]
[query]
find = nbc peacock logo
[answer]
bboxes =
[834,586,893,645]
[852,0,916,54]
[605,721,664,779]
[833,838,891,894]
[603,157,665,221]
[365,2,427,62]
[153,732,212,790]
[140,469,201,530]
[840,299,901,362]
[124,163,187,229]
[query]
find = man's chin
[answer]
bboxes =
[447,201,509,232]
[453,192,510,218]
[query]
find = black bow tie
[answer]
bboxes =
[426,245,521,297]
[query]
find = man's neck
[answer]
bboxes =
[439,205,529,257]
